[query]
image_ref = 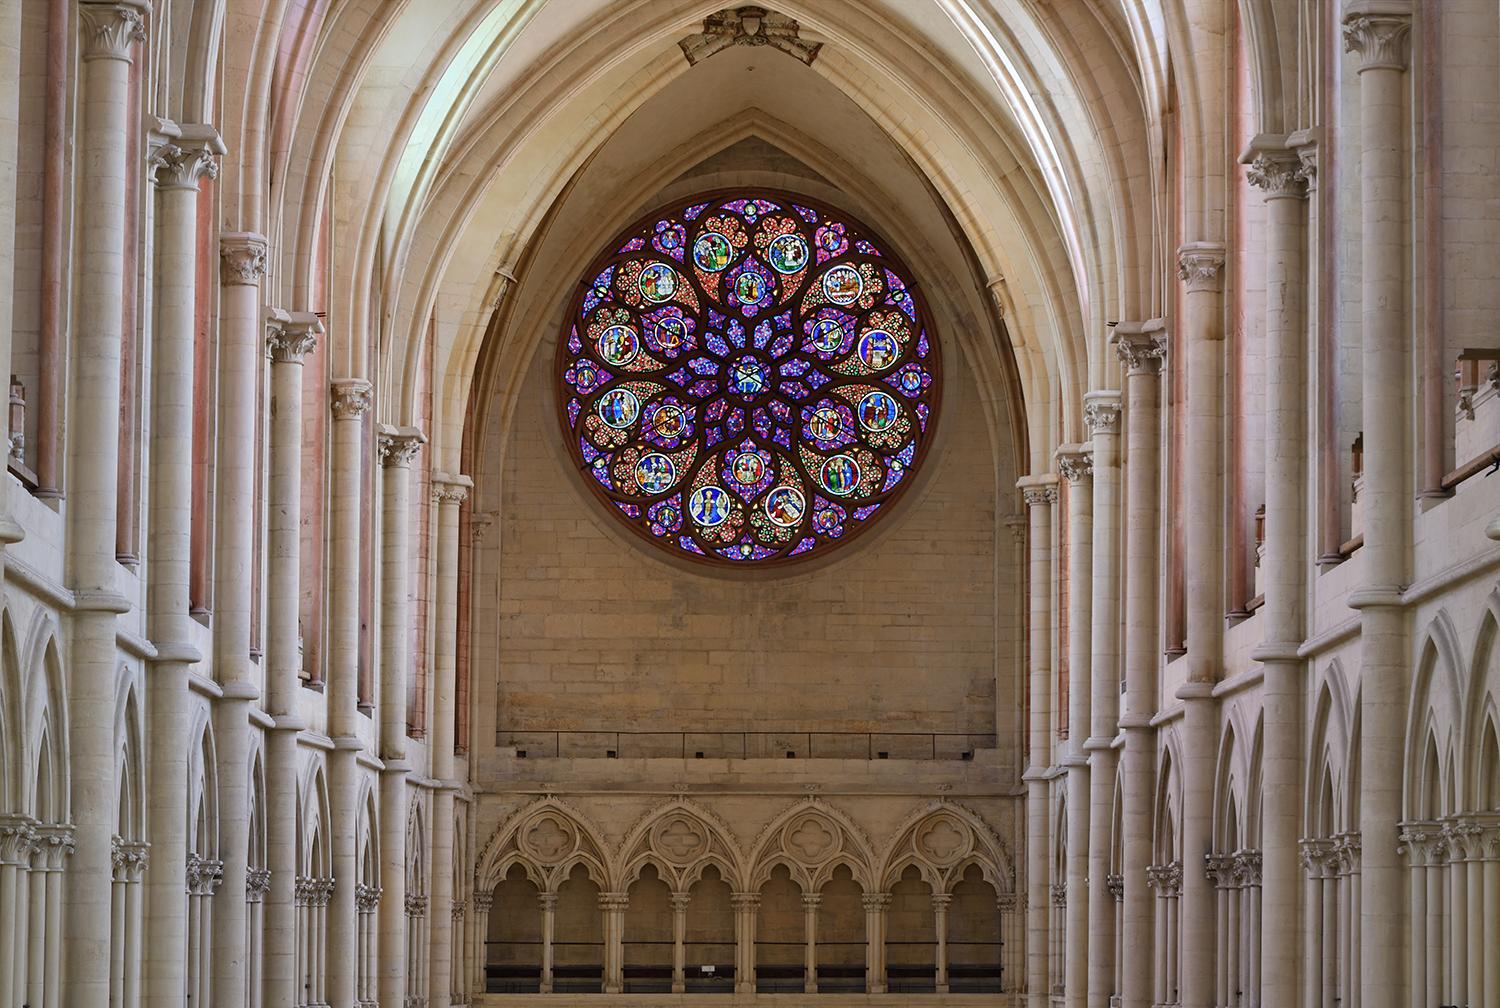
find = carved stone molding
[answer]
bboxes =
[1055,445,1093,485]
[1232,848,1263,887]
[33,824,76,870]
[220,233,268,287]
[490,267,517,312]
[432,473,473,507]
[405,893,428,916]
[1177,242,1227,294]
[1342,10,1413,73]
[472,891,495,913]
[679,6,821,67]
[80,2,147,62]
[377,424,427,468]
[997,894,1019,913]
[1298,837,1334,875]
[1246,151,1309,201]
[1145,860,1182,896]
[1021,484,1058,508]
[0,815,39,866]
[1049,882,1067,907]
[1083,391,1122,437]
[860,892,892,912]
[266,310,322,363]
[1114,321,1167,376]
[356,883,382,912]
[451,897,467,919]
[730,892,762,912]
[330,380,373,420]
[985,276,1011,319]
[1106,874,1124,901]
[1203,853,1233,888]
[597,892,631,913]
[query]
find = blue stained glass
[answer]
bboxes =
[558,191,939,565]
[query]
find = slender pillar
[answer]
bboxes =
[538,892,556,994]
[1175,241,1227,1008]
[803,893,821,993]
[0,0,24,547]
[378,426,424,1008]
[429,472,470,1008]
[1114,323,1165,1008]
[471,890,493,996]
[670,892,689,993]
[600,892,627,994]
[1482,824,1499,1008]
[1055,445,1091,1008]
[931,893,950,994]
[862,892,889,994]
[65,7,147,1002]
[327,381,372,1008]
[1084,391,1122,1008]
[731,892,759,993]
[142,126,219,1008]
[1342,11,1415,1005]
[264,311,320,1008]
[1019,476,1057,1008]
[1242,135,1312,1008]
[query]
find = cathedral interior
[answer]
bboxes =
[0,1,1498,1006]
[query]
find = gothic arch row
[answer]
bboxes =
[475,798,1015,898]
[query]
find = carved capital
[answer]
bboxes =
[377,424,427,468]
[490,267,517,312]
[80,2,147,62]
[0,815,39,866]
[1232,848,1263,886]
[1083,391,1122,436]
[598,892,631,913]
[330,380,373,420]
[1145,860,1182,896]
[1049,882,1067,907]
[1018,475,1058,508]
[1203,853,1233,887]
[247,867,273,898]
[1106,874,1124,901]
[1054,445,1093,485]
[111,836,150,882]
[150,127,224,191]
[1177,242,1227,294]
[266,310,322,363]
[679,6,822,67]
[220,233,268,287]
[432,472,472,506]
[996,894,1019,913]
[730,892,762,912]
[1342,10,1412,73]
[451,898,467,919]
[1246,149,1309,200]
[406,893,429,916]
[1298,837,1334,875]
[1114,321,1167,376]
[33,824,76,869]
[356,883,382,912]
[860,892,892,912]
[185,855,224,896]
[985,275,1011,319]
[472,891,495,913]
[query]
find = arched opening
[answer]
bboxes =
[684,865,734,992]
[815,863,865,992]
[886,865,936,993]
[553,862,603,993]
[948,864,1002,993]
[488,864,541,993]
[623,863,672,992]
[1480,717,1500,809]
[755,863,804,992]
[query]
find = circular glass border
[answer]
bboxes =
[555,189,943,568]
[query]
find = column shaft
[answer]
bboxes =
[1056,447,1091,1008]
[1019,477,1057,1008]
[65,7,147,1002]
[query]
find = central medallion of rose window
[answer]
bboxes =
[557,190,942,567]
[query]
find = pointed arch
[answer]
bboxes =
[745,799,877,893]
[615,797,746,893]
[876,801,1014,896]
[1405,611,1465,819]
[474,796,610,893]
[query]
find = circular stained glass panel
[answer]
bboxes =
[557,190,941,566]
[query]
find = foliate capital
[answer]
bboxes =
[432,472,473,506]
[149,126,224,191]
[1246,151,1309,200]
[266,310,322,363]
[1054,444,1093,485]
[1018,475,1058,508]
[1083,390,1122,436]
[330,380,373,420]
[80,2,147,62]
[247,868,273,898]
[377,424,427,468]
[220,233,268,287]
[1342,8,1412,73]
[1113,320,1167,375]
[1177,242,1226,294]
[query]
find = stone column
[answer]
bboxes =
[1018,475,1057,1008]
[537,892,556,994]
[1480,821,1500,1008]
[1244,135,1312,1008]
[429,472,470,1008]
[327,380,372,1008]
[1083,391,1121,1008]
[65,7,146,1002]
[1113,323,1164,1008]
[998,893,1020,992]
[1054,445,1091,1008]
[1342,11,1414,1005]
[212,225,269,1008]
[1175,240,1227,1008]
[931,892,950,994]
[378,426,424,1008]
[670,892,689,993]
[802,893,821,992]
[862,892,889,994]
[263,311,320,1008]
[731,892,760,993]
[142,126,219,1008]
[0,0,20,548]
[471,889,493,996]
[600,891,628,994]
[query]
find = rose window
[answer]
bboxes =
[557,191,941,566]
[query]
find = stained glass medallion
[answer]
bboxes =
[557,191,942,566]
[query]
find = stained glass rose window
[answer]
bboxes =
[557,191,941,566]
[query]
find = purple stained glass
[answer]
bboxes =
[557,190,941,566]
